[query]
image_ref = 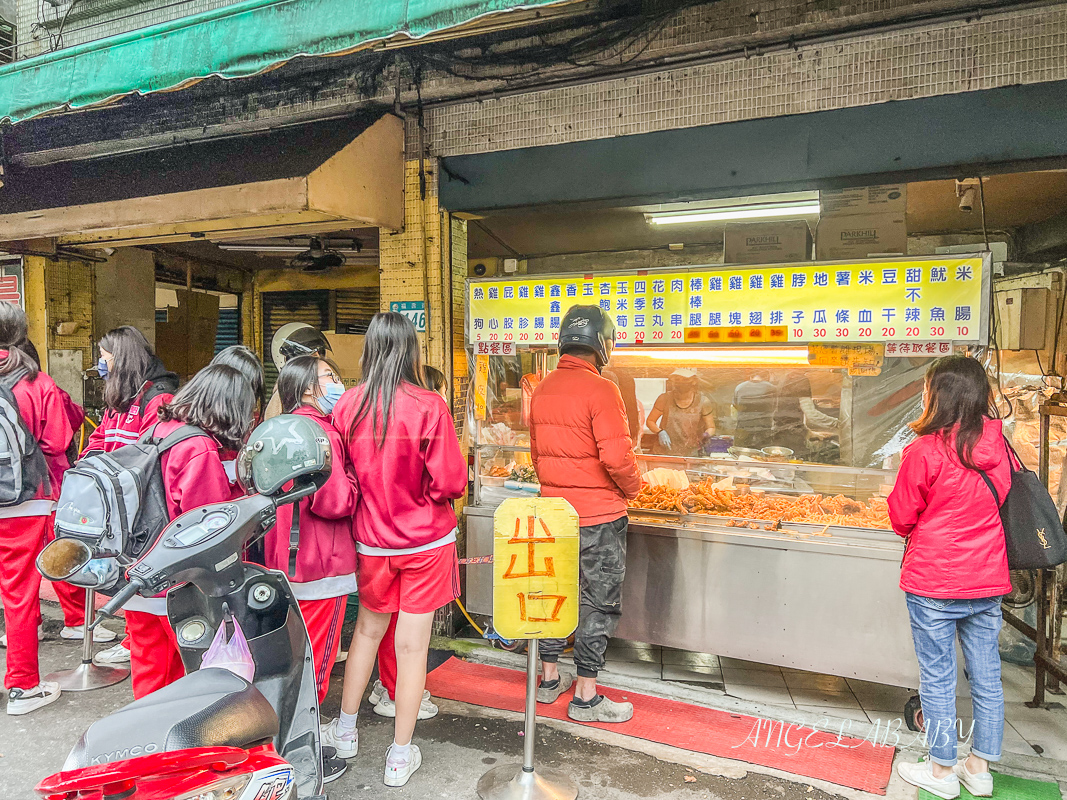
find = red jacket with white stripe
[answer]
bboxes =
[4,366,81,516]
[85,359,178,453]
[264,405,358,600]
[333,382,467,552]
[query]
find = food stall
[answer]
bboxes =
[463,255,990,691]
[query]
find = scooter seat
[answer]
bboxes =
[64,668,280,770]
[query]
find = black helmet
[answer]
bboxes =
[557,305,616,368]
[271,323,333,370]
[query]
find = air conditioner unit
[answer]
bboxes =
[469,258,500,278]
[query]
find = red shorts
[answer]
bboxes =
[357,543,460,615]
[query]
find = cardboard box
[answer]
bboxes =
[816,213,907,260]
[820,184,906,216]
[724,220,813,265]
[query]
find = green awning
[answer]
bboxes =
[0,0,574,124]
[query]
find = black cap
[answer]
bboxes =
[557,305,616,369]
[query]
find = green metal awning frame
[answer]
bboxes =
[0,0,575,124]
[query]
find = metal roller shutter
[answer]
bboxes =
[214,307,241,355]
[261,290,330,394]
[335,287,380,334]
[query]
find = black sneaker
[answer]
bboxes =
[322,751,348,784]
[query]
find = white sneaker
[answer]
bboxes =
[7,681,61,716]
[61,625,118,643]
[384,744,422,787]
[953,761,993,797]
[369,678,386,706]
[0,625,45,647]
[374,690,439,720]
[320,718,359,759]
[335,650,348,664]
[93,642,131,665]
[897,758,960,800]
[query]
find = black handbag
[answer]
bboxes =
[978,437,1067,570]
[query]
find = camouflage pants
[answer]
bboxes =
[540,515,628,678]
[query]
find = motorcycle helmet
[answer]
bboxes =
[557,305,617,369]
[237,414,332,496]
[270,323,333,370]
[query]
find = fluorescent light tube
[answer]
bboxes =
[647,201,821,225]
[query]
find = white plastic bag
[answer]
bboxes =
[201,614,255,682]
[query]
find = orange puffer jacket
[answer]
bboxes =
[529,355,642,525]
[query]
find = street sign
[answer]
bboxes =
[492,497,579,641]
[389,300,426,332]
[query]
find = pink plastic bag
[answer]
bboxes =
[201,614,255,682]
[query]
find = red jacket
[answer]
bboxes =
[6,368,80,511]
[154,419,236,521]
[333,383,467,552]
[889,418,1012,599]
[529,356,642,526]
[85,359,178,453]
[264,406,358,599]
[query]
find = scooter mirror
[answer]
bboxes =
[37,538,93,581]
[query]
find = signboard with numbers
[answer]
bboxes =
[389,300,426,332]
[493,497,580,641]
[467,255,989,346]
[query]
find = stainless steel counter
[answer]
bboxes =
[463,505,919,689]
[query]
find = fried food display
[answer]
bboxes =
[629,478,891,530]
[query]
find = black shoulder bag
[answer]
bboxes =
[977,437,1067,570]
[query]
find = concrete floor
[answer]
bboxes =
[0,606,858,800]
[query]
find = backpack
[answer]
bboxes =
[55,423,210,570]
[0,369,51,506]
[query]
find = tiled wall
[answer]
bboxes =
[412,2,1067,158]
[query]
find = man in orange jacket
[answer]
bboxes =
[529,305,642,723]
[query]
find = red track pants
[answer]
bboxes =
[125,610,185,699]
[45,516,86,627]
[377,613,398,700]
[0,515,48,690]
[299,596,347,704]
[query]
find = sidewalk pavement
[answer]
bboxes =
[2,602,1063,799]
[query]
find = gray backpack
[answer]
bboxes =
[54,424,210,574]
[0,369,50,506]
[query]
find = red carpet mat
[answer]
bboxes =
[426,657,895,794]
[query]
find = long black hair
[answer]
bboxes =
[278,354,323,414]
[0,303,39,379]
[349,312,424,447]
[911,355,997,469]
[211,345,265,413]
[99,326,155,413]
[157,364,255,451]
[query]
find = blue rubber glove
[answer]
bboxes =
[658,430,672,449]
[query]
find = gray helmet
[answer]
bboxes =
[237,414,332,496]
[558,305,616,368]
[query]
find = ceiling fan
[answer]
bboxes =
[289,238,346,272]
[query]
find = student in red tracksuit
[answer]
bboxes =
[85,327,179,666]
[322,313,467,788]
[0,304,81,715]
[125,364,254,699]
[264,355,357,704]
[368,365,448,721]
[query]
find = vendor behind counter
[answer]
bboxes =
[732,372,777,450]
[646,368,716,456]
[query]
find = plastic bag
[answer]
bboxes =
[201,614,255,682]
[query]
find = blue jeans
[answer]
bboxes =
[906,593,1004,766]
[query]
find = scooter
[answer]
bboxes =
[35,415,340,800]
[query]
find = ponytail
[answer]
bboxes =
[0,303,39,380]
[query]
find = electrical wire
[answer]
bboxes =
[453,597,485,637]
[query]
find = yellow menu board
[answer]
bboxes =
[468,256,987,345]
[469,272,688,345]
[493,497,579,641]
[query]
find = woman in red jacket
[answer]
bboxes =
[889,355,1011,799]
[124,364,254,699]
[0,304,80,715]
[264,354,356,705]
[86,327,179,666]
[322,313,467,788]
